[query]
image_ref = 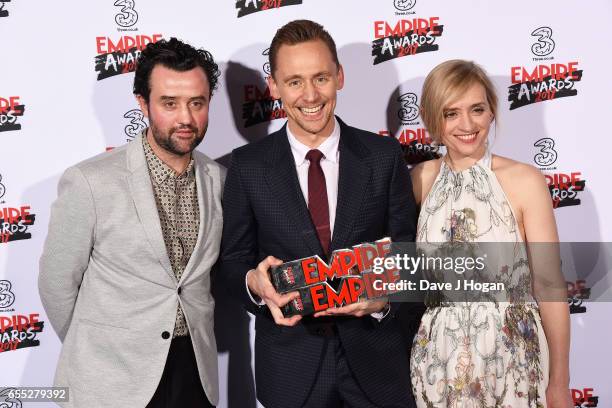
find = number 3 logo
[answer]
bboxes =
[0,174,5,201]
[533,137,558,166]
[114,0,138,28]
[0,280,15,309]
[394,0,416,12]
[531,26,555,57]
[398,93,419,124]
[124,109,147,141]
[0,388,22,407]
[262,48,271,76]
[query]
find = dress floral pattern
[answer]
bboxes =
[411,152,549,408]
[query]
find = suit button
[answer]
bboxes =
[316,328,325,336]
[177,287,182,295]
[161,331,170,339]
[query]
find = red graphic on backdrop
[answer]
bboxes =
[544,172,585,209]
[0,96,25,133]
[571,388,599,407]
[0,314,44,353]
[0,206,36,244]
[567,279,590,314]
[372,18,443,65]
[236,0,303,18]
[242,84,286,127]
[95,34,163,80]
[508,62,583,110]
[379,128,440,165]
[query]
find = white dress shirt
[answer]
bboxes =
[245,119,389,320]
[286,117,340,237]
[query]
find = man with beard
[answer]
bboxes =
[39,38,224,407]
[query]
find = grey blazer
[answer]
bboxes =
[39,134,225,407]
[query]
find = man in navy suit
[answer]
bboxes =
[221,19,421,408]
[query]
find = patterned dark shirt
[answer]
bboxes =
[143,135,199,337]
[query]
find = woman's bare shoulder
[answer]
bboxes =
[492,154,544,184]
[410,158,443,205]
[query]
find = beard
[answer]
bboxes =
[148,112,207,157]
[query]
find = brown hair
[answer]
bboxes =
[420,60,498,143]
[269,19,340,77]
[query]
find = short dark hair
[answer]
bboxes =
[133,37,220,102]
[269,20,339,77]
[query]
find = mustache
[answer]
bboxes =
[171,125,198,134]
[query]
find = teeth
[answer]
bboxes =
[300,105,323,114]
[456,132,477,141]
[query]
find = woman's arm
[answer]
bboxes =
[520,164,571,408]
[409,159,440,207]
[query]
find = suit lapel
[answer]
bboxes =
[331,119,372,251]
[126,134,175,281]
[180,157,212,283]
[265,127,322,256]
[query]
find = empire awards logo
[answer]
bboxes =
[0,0,10,18]
[0,177,37,245]
[571,388,599,407]
[508,31,582,109]
[0,96,26,133]
[372,17,444,65]
[567,279,590,314]
[241,48,286,127]
[114,0,139,29]
[533,140,586,209]
[94,34,162,80]
[236,0,303,18]
[0,205,36,244]
[0,313,45,353]
[379,91,440,165]
[545,172,586,209]
[531,26,555,60]
[508,62,582,110]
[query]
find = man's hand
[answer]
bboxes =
[247,256,302,326]
[313,299,388,318]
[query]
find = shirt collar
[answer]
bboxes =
[286,117,340,166]
[142,131,195,185]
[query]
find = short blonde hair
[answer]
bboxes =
[420,60,497,143]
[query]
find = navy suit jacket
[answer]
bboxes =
[220,117,422,408]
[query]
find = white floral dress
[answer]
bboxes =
[411,151,549,408]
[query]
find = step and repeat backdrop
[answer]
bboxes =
[1,0,610,407]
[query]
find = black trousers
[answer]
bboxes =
[302,333,379,408]
[146,336,214,408]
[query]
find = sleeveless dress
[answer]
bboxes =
[410,151,549,408]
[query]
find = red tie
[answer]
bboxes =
[306,149,331,255]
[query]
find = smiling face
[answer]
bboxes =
[268,39,344,145]
[137,65,210,158]
[441,82,493,161]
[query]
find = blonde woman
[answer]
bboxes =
[409,60,571,407]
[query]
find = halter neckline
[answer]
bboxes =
[441,148,492,174]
